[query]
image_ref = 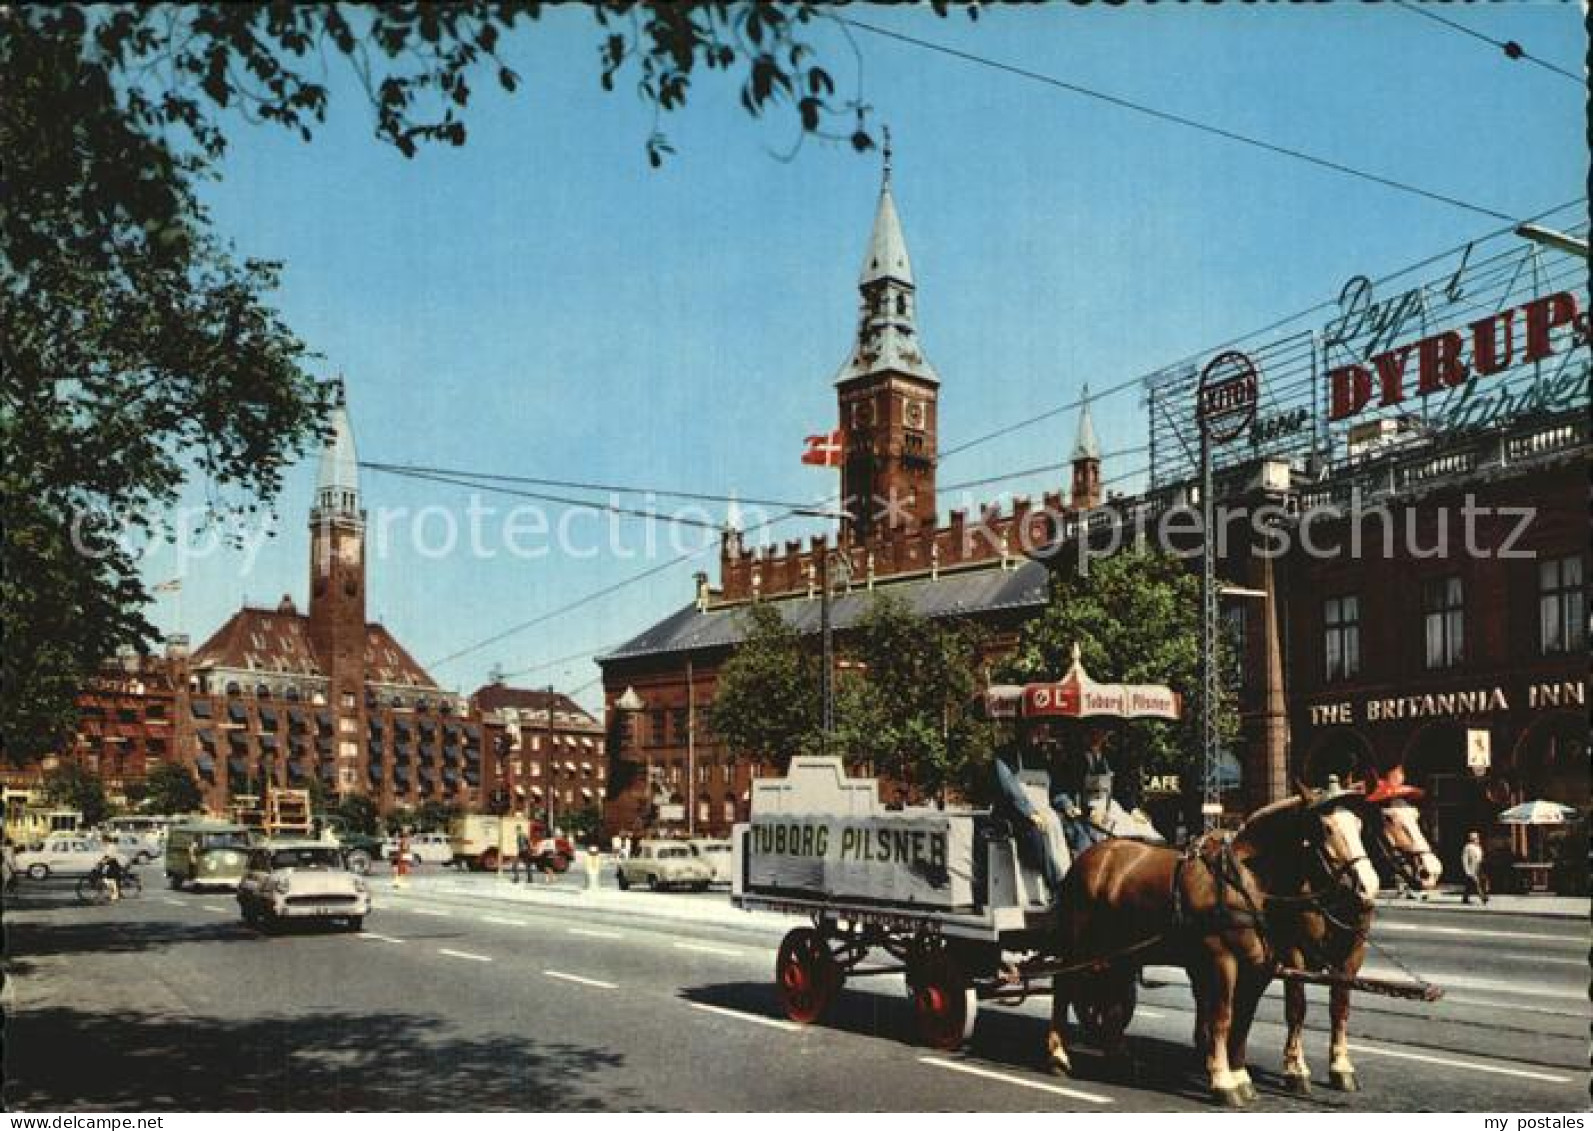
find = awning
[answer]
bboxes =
[978,647,1181,722]
[196,729,216,749]
[191,700,213,719]
[196,755,216,777]
[258,734,278,750]
[227,703,248,723]
[443,769,459,784]
[367,763,383,780]
[288,707,307,727]
[227,757,247,776]
[288,764,308,781]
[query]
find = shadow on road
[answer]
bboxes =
[680,980,1348,1112]
[6,917,258,959]
[4,1007,647,1112]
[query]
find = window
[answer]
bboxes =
[672,708,689,745]
[1423,577,1464,670]
[651,710,667,748]
[1539,557,1586,655]
[721,763,733,784]
[1224,604,1250,690]
[697,798,710,824]
[339,716,357,734]
[1323,596,1360,681]
[723,798,736,823]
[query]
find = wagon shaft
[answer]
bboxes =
[1275,966,1444,1002]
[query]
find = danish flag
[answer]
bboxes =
[801,429,844,468]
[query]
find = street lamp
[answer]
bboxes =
[1515,224,1589,259]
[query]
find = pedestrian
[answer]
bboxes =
[511,828,531,883]
[2,839,18,894]
[97,851,125,902]
[1461,830,1489,905]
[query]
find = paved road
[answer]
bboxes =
[4,872,1586,1111]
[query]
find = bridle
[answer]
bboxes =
[1267,802,1377,937]
[1367,805,1432,890]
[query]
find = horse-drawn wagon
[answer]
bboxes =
[732,655,1443,1106]
[731,654,1183,1051]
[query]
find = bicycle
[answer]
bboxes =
[75,870,143,904]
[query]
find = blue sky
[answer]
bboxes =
[138,4,1586,710]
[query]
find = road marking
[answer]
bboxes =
[1133,1008,1166,1020]
[160,898,185,907]
[438,948,492,963]
[1378,921,1583,945]
[673,942,745,957]
[568,927,623,940]
[1420,972,1584,1000]
[200,905,228,914]
[1442,994,1587,1019]
[406,908,453,918]
[1348,1041,1572,1083]
[689,1002,800,1031]
[481,915,528,927]
[545,970,617,990]
[918,1057,1113,1104]
[356,932,406,944]
[1495,952,1586,966]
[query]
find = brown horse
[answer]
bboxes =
[1276,799,1440,1093]
[1046,789,1379,1107]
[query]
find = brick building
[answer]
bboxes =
[599,152,1588,864]
[21,386,517,816]
[599,155,1105,838]
[469,682,606,832]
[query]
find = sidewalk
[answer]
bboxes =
[1377,886,1587,921]
[388,871,792,938]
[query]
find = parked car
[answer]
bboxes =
[105,831,162,865]
[16,837,128,880]
[315,815,383,875]
[236,842,370,933]
[164,822,254,890]
[381,832,454,866]
[616,839,714,892]
[689,838,735,885]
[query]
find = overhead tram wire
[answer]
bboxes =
[1390,0,1584,86]
[360,460,805,512]
[423,198,1584,673]
[835,16,1517,223]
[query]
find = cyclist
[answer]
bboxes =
[93,851,125,902]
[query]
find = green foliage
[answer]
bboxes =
[559,804,604,845]
[1001,549,1238,783]
[705,602,821,771]
[707,594,992,796]
[42,763,112,827]
[383,805,417,836]
[140,762,203,815]
[415,799,460,832]
[335,794,381,837]
[833,595,993,802]
[3,2,918,768]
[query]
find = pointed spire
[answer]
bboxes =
[1073,385,1101,462]
[836,134,937,386]
[314,377,361,519]
[860,131,913,287]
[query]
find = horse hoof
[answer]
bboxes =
[1238,1079,1259,1103]
[1283,1074,1312,1096]
[1048,1057,1072,1079]
[1211,1087,1248,1109]
[1329,1069,1359,1093]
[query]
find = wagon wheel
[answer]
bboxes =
[1075,972,1137,1047]
[908,944,977,1050]
[775,927,842,1025]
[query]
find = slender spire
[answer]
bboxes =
[314,377,361,519]
[835,136,937,385]
[1073,384,1101,462]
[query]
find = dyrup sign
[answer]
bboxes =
[1326,290,1587,422]
[1145,215,1591,487]
[1197,350,1260,443]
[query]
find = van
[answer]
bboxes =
[165,822,254,890]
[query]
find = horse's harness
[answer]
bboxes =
[1171,832,1271,954]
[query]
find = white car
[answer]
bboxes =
[616,840,715,892]
[236,842,370,932]
[689,838,735,885]
[381,832,453,866]
[16,837,129,880]
[104,831,162,865]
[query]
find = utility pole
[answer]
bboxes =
[819,550,833,752]
[545,684,556,835]
[686,658,696,836]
